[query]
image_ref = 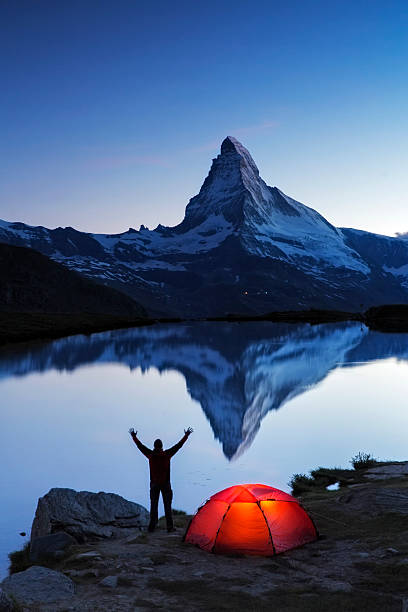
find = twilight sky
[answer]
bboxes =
[1,0,407,236]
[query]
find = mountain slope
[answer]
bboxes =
[0,243,146,316]
[1,137,408,315]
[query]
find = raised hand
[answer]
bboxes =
[184,427,193,436]
[129,428,137,436]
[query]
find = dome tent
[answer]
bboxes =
[184,484,318,555]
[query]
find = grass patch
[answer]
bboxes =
[289,467,355,496]
[350,452,378,469]
[157,512,191,530]
[8,543,31,575]
[8,541,75,575]
[289,455,387,496]
[8,540,86,580]
[288,473,315,496]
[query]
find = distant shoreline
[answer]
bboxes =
[0,312,155,348]
[1,304,408,347]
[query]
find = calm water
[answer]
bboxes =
[1,321,408,577]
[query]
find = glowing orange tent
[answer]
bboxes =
[184,483,318,555]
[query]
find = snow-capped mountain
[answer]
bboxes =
[1,321,408,459]
[1,136,408,315]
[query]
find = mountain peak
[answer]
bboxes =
[179,136,264,230]
[220,136,260,177]
[220,135,242,154]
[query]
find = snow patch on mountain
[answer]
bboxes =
[91,213,234,256]
[0,219,52,243]
[383,263,408,286]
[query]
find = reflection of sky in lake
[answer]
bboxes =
[1,322,408,577]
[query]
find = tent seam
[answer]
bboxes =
[257,501,276,556]
[211,504,231,554]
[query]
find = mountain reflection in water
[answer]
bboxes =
[1,321,408,459]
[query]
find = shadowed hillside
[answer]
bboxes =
[0,244,147,317]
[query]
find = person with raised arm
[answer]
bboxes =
[129,427,193,532]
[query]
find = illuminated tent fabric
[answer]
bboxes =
[184,484,318,555]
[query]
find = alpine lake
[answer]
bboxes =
[1,320,408,578]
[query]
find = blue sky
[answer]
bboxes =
[1,0,408,235]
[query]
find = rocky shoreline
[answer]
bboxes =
[1,461,408,611]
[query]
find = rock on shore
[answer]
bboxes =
[1,566,75,606]
[31,488,149,544]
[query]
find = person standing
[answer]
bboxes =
[129,427,193,532]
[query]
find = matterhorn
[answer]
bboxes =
[1,136,408,315]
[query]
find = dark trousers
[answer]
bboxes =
[149,481,173,531]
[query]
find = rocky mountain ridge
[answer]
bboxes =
[1,137,408,316]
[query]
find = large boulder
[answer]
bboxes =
[338,486,408,515]
[30,531,76,562]
[365,462,408,480]
[31,488,149,543]
[1,566,75,606]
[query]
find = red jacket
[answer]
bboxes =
[131,432,189,486]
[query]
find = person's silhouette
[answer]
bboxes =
[129,427,193,532]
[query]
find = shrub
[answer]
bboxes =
[288,473,314,496]
[8,542,31,575]
[350,452,378,470]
